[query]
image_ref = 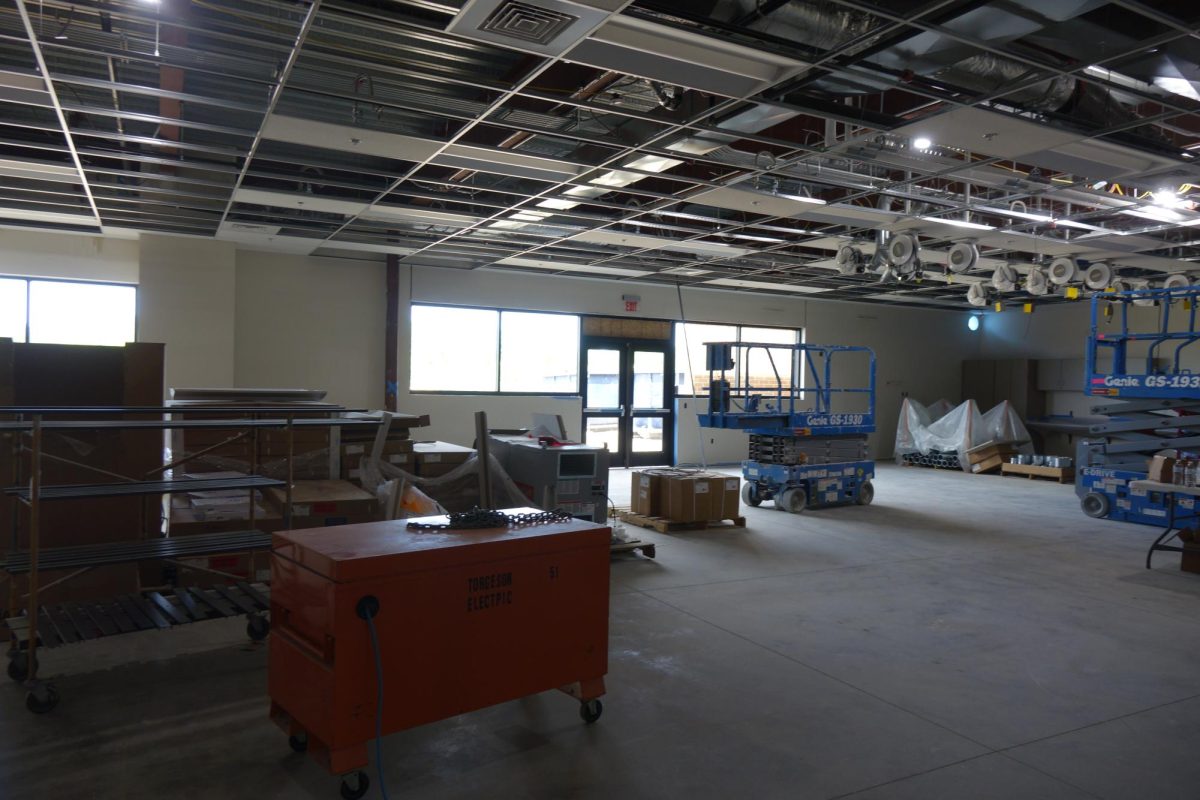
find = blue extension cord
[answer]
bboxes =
[364,613,390,800]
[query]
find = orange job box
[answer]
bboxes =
[268,508,611,782]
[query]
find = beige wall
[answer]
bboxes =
[137,234,237,393]
[398,265,979,462]
[0,229,138,283]
[233,251,385,408]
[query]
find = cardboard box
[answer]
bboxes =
[966,441,1018,466]
[265,480,379,521]
[1182,543,1200,574]
[414,441,475,477]
[971,454,1006,474]
[631,471,665,516]
[1148,454,1177,483]
[717,476,740,519]
[666,476,709,522]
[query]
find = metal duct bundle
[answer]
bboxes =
[749,434,869,465]
[901,450,962,470]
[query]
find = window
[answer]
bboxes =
[674,323,802,395]
[0,277,136,346]
[410,304,580,393]
[500,311,579,392]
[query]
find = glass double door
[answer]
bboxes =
[582,337,672,467]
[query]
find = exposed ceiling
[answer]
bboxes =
[1,0,1200,309]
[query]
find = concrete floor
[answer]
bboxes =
[4,463,1200,799]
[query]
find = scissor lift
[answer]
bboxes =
[1078,286,1200,524]
[698,342,876,513]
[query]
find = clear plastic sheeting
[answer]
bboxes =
[895,398,1033,471]
[367,454,531,515]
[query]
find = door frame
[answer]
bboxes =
[581,335,674,468]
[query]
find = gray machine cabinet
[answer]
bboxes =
[489,435,610,524]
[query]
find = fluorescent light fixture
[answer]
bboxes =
[494,256,651,278]
[1121,206,1184,223]
[776,192,826,206]
[913,136,933,150]
[979,205,1053,223]
[1054,219,1107,232]
[1091,180,1109,190]
[536,198,580,211]
[705,278,826,293]
[920,216,996,231]
[1154,76,1200,102]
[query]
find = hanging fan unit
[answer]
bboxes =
[1163,273,1190,291]
[887,232,920,268]
[1026,267,1049,296]
[835,245,865,275]
[1048,256,1081,285]
[947,242,978,274]
[967,283,989,307]
[1083,261,1113,291]
[992,264,1018,292]
[1130,279,1155,306]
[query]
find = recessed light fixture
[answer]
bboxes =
[913,136,932,150]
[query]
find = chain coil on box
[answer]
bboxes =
[406,508,574,531]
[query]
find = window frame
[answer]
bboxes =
[408,302,583,397]
[0,274,138,345]
[673,321,804,398]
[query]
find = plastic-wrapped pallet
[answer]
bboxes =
[894,398,1033,471]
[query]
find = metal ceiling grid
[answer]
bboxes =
[0,0,1199,308]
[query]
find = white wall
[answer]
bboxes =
[234,250,385,408]
[397,265,978,461]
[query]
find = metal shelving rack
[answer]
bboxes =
[0,406,384,713]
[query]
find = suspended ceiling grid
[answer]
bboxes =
[0,0,1198,308]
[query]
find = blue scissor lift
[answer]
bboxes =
[698,342,876,513]
[1078,286,1200,524]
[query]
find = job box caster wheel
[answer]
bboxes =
[7,652,36,683]
[579,698,603,724]
[339,771,370,800]
[25,684,59,714]
[288,733,308,753]
[741,482,762,507]
[246,614,270,643]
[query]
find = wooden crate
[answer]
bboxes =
[618,510,746,533]
[1000,463,1075,484]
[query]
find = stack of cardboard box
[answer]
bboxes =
[412,441,476,478]
[631,471,741,523]
[339,412,430,483]
[967,441,1020,474]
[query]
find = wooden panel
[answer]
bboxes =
[581,316,670,340]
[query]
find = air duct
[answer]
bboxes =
[1026,266,1049,296]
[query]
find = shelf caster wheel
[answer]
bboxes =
[246,614,270,643]
[339,771,370,800]
[741,482,762,507]
[25,684,59,714]
[7,653,36,683]
[579,698,603,724]
[288,733,308,753]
